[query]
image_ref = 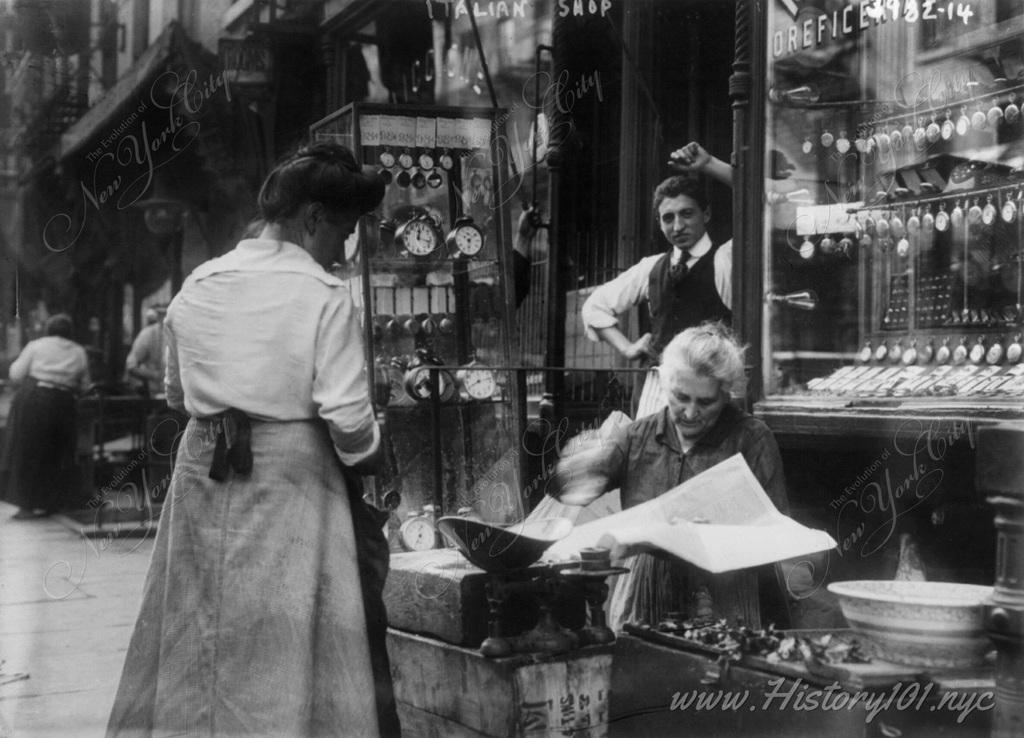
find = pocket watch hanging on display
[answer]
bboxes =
[395,211,444,257]
[446,216,485,258]
[982,196,998,226]
[888,340,904,363]
[858,341,873,364]
[907,208,921,236]
[799,237,815,259]
[890,125,904,150]
[951,200,965,230]
[968,198,984,225]
[1006,97,1021,125]
[439,150,455,171]
[988,101,1005,128]
[936,338,952,364]
[902,340,918,366]
[418,151,435,170]
[953,338,969,365]
[457,360,498,401]
[987,337,1004,365]
[399,509,438,552]
[969,337,987,365]
[972,104,988,131]
[1002,192,1018,223]
[1008,334,1022,364]
[835,130,850,154]
[941,111,955,140]
[398,149,415,170]
[956,106,971,136]
[920,340,935,363]
[874,341,890,363]
[935,204,950,232]
[379,148,396,168]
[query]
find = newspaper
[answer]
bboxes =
[544,453,837,573]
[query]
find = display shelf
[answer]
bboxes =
[310,103,525,529]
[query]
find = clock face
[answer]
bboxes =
[461,368,496,400]
[453,225,483,256]
[399,517,436,551]
[400,219,439,257]
[379,151,396,168]
[440,153,455,170]
[418,153,435,170]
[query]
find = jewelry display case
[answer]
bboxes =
[757,2,1024,438]
[310,103,525,537]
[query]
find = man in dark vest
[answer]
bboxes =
[582,142,734,415]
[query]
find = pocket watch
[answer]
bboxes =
[857,341,873,364]
[418,152,435,170]
[446,216,485,258]
[901,340,918,366]
[1006,97,1021,125]
[941,111,955,140]
[982,196,997,226]
[379,149,396,168]
[439,150,455,170]
[1002,194,1018,224]
[398,149,415,170]
[936,338,952,364]
[1008,334,1022,364]
[403,349,457,402]
[987,338,1004,365]
[395,212,444,257]
[888,340,904,363]
[951,337,968,364]
[874,341,890,363]
[399,508,438,552]
[457,360,498,401]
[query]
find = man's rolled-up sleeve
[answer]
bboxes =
[313,289,380,467]
[580,257,656,342]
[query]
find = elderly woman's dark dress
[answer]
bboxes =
[598,403,789,628]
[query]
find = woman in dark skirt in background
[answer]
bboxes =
[1,313,91,519]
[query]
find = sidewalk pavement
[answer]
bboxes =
[0,501,154,738]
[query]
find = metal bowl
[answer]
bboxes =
[437,516,573,573]
[827,580,994,668]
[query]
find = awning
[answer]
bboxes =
[59,21,214,161]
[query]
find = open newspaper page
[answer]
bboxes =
[544,453,836,573]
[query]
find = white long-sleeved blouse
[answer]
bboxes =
[164,238,379,467]
[9,335,90,391]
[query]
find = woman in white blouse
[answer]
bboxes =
[1,313,90,518]
[107,143,398,737]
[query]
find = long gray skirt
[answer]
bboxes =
[107,418,379,737]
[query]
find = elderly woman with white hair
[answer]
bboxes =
[555,321,790,630]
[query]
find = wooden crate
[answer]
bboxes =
[388,629,612,737]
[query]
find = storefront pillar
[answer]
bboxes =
[977,424,1024,738]
[729,0,767,405]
